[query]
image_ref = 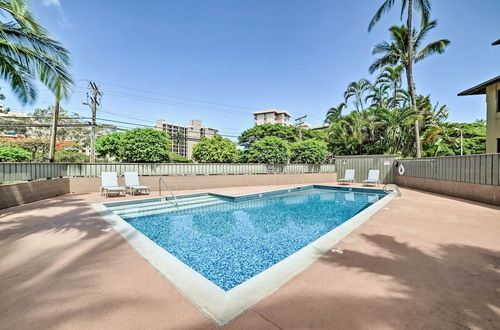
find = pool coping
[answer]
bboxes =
[92,185,395,326]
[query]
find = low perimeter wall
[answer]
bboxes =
[0,178,71,209]
[395,175,500,207]
[0,173,337,209]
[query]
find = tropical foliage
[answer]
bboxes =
[290,139,328,164]
[0,145,31,162]
[247,136,291,164]
[0,0,73,104]
[192,135,238,163]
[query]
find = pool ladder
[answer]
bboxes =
[159,177,178,207]
[383,184,402,197]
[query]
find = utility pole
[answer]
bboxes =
[294,115,307,141]
[83,82,101,163]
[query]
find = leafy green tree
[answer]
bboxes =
[54,150,90,163]
[290,139,328,164]
[247,136,290,164]
[238,124,299,149]
[0,146,31,162]
[0,0,73,104]
[96,132,123,160]
[192,135,237,163]
[119,128,172,163]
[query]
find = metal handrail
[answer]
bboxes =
[383,184,402,197]
[159,177,178,207]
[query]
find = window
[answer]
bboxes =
[497,138,500,153]
[497,90,500,112]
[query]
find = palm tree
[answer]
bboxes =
[376,65,404,107]
[370,21,449,157]
[344,79,371,111]
[365,83,390,108]
[0,0,72,104]
[369,0,431,157]
[324,103,345,124]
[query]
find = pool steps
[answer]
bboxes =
[109,195,225,218]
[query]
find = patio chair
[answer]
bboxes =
[101,172,126,197]
[363,170,380,186]
[124,172,150,195]
[338,169,355,185]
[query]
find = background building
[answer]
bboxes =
[155,119,218,159]
[253,110,292,126]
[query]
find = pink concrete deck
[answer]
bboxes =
[0,183,499,329]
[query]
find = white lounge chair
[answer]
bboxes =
[338,169,355,185]
[124,172,150,195]
[101,172,126,197]
[363,170,380,186]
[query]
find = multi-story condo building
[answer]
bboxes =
[253,110,292,126]
[458,39,500,153]
[155,119,218,159]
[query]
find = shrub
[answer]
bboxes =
[0,146,31,162]
[247,136,290,164]
[169,152,190,163]
[192,135,238,163]
[290,139,328,164]
[54,150,90,163]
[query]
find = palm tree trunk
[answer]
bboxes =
[48,98,60,162]
[406,0,422,158]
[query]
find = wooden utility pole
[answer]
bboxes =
[294,115,307,141]
[48,97,60,162]
[83,82,101,163]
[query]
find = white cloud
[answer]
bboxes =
[42,0,61,8]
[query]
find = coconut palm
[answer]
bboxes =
[369,0,432,158]
[324,102,345,124]
[344,79,371,111]
[376,65,404,107]
[0,0,72,104]
[370,21,449,157]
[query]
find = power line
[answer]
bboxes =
[77,78,261,111]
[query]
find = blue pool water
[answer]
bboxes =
[124,188,385,291]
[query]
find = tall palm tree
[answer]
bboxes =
[370,21,449,157]
[376,65,404,107]
[344,79,371,111]
[324,102,345,124]
[0,0,72,104]
[369,0,431,157]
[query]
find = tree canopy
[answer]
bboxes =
[247,136,291,164]
[192,135,238,163]
[290,139,328,164]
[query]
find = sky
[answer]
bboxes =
[2,0,500,140]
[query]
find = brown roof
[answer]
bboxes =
[457,76,500,96]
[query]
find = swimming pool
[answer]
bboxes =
[94,185,394,325]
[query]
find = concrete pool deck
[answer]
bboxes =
[1,183,499,329]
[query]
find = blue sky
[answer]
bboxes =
[2,0,500,140]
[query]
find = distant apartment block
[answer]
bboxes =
[0,111,29,138]
[253,110,292,126]
[155,119,218,159]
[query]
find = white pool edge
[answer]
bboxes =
[92,188,395,326]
